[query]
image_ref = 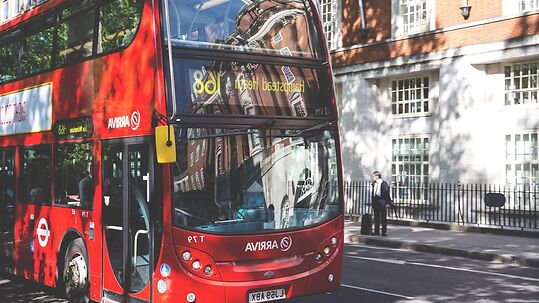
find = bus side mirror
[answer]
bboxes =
[155,126,176,163]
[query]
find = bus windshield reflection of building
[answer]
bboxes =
[172,129,340,233]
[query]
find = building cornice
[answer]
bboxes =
[334,34,539,77]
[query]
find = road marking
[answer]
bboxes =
[404,262,539,283]
[347,243,423,253]
[341,284,415,300]
[347,255,406,265]
[345,252,539,283]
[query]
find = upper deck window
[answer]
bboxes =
[163,0,321,58]
[0,0,143,84]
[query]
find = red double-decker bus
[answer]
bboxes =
[0,0,344,302]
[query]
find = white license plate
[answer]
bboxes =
[248,288,286,303]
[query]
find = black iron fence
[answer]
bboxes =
[344,181,539,230]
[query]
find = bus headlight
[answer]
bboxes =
[323,246,331,256]
[175,245,222,281]
[182,251,192,261]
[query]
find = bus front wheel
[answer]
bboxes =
[62,238,89,303]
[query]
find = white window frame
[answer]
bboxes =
[390,75,430,116]
[1,0,9,22]
[392,0,435,38]
[505,132,539,209]
[503,0,539,15]
[504,61,539,106]
[391,136,430,202]
[317,0,341,50]
[1,0,49,23]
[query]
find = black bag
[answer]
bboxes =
[360,214,372,235]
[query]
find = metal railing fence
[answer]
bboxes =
[344,181,539,230]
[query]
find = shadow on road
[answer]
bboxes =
[0,273,66,303]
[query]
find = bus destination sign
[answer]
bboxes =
[54,117,93,140]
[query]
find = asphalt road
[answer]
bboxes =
[1,244,539,302]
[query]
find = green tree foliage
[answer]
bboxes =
[99,0,142,53]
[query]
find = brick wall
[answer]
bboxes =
[341,0,392,47]
[335,0,538,67]
[436,0,502,28]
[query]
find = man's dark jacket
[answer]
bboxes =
[372,180,393,208]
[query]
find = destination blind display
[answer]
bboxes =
[170,58,329,117]
[54,117,93,140]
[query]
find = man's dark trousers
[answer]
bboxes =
[372,197,387,235]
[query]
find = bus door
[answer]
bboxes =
[0,148,16,269]
[102,139,157,303]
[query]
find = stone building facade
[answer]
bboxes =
[320,0,538,189]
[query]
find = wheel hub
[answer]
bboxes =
[66,254,87,290]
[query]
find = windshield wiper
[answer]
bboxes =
[262,120,336,139]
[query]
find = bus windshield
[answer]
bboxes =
[162,0,320,58]
[172,128,340,234]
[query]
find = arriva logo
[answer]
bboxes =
[108,110,141,131]
[245,236,292,252]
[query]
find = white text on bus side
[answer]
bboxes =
[245,240,279,252]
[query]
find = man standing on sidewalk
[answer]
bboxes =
[371,171,392,236]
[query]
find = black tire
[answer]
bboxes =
[62,238,90,303]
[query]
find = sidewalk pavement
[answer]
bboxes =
[345,221,539,268]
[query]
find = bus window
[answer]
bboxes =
[97,0,143,53]
[20,145,52,205]
[21,15,54,76]
[163,0,320,58]
[0,30,21,83]
[53,142,94,209]
[56,1,96,65]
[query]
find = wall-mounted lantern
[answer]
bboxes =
[460,0,472,20]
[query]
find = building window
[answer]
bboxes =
[392,137,429,185]
[504,62,538,105]
[391,137,429,201]
[519,0,539,12]
[399,0,429,36]
[506,133,538,187]
[318,0,337,49]
[391,76,429,115]
[505,132,538,208]
[1,0,8,22]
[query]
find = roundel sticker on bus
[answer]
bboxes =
[36,218,51,248]
[280,236,292,252]
[130,110,141,131]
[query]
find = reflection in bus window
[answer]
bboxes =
[54,143,94,209]
[164,0,320,57]
[21,16,54,75]
[98,0,143,53]
[0,149,16,232]
[167,58,329,117]
[172,128,340,234]
[56,1,96,65]
[0,30,21,83]
[20,145,52,205]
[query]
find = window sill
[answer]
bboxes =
[391,112,432,119]
[502,103,539,109]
